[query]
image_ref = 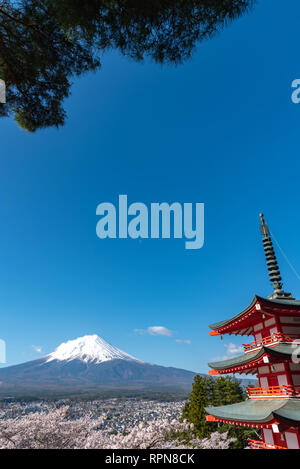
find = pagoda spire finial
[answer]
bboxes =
[259,213,293,300]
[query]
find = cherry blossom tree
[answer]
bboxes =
[0,406,235,449]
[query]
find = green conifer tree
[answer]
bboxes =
[182,375,257,448]
[182,375,215,438]
[0,0,255,131]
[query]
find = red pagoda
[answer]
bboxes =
[205,214,300,449]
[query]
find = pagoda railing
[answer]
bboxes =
[243,333,293,353]
[248,439,287,450]
[247,385,300,399]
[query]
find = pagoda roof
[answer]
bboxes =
[209,295,300,334]
[205,398,300,425]
[208,344,295,371]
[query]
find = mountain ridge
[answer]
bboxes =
[0,334,198,396]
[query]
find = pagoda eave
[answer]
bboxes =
[206,414,279,430]
[205,399,300,428]
[209,295,300,336]
[208,344,295,376]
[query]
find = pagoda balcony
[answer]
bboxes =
[248,439,287,450]
[247,385,300,399]
[243,333,293,353]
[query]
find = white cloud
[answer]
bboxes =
[32,345,42,354]
[134,326,173,337]
[225,343,243,356]
[211,342,243,361]
[175,339,191,345]
[148,326,173,337]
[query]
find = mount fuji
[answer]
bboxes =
[46,334,142,364]
[0,335,197,397]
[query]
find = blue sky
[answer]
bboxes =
[1,0,300,373]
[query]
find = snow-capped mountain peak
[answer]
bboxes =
[0,334,197,394]
[46,334,140,364]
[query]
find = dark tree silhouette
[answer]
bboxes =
[0,0,255,131]
[0,0,100,131]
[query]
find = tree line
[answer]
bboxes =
[182,375,258,449]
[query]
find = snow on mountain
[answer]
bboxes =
[46,334,141,364]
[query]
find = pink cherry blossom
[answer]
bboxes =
[0,406,235,449]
